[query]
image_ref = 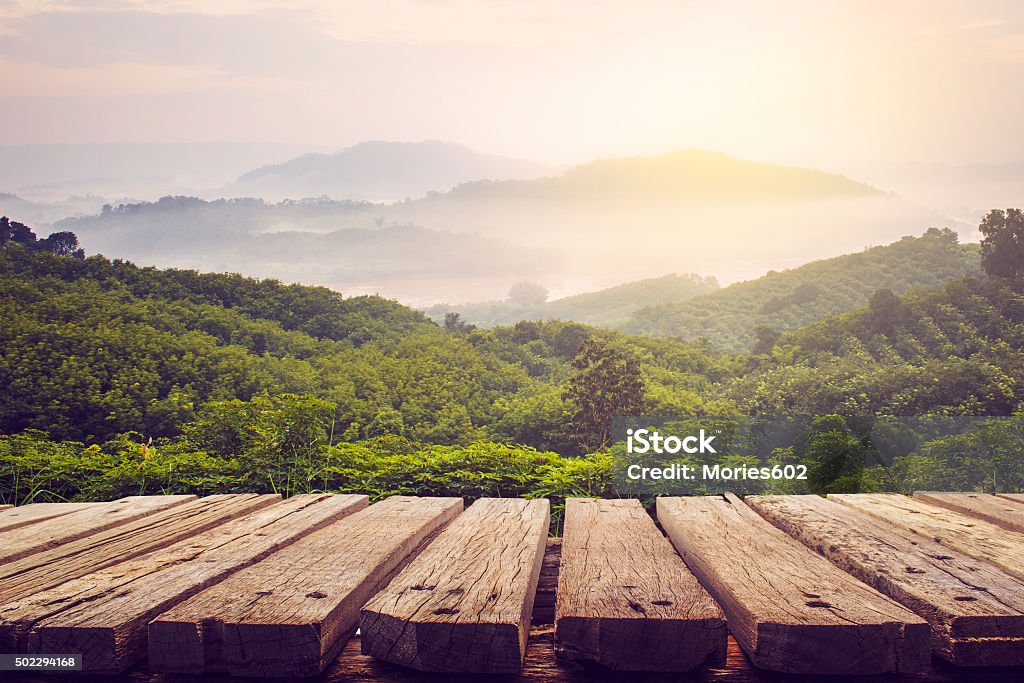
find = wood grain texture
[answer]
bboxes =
[996,493,1024,506]
[555,498,725,671]
[914,492,1024,534]
[0,502,100,533]
[149,496,462,677]
[0,494,367,673]
[360,497,549,673]
[748,494,1024,666]
[0,494,280,605]
[830,493,1024,583]
[1,535,1021,683]
[0,495,193,564]
[657,494,930,675]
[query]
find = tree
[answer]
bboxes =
[507,281,548,306]
[443,312,473,333]
[39,231,85,258]
[799,415,868,494]
[751,324,780,354]
[562,340,645,453]
[980,208,1024,280]
[0,216,35,246]
[866,288,904,335]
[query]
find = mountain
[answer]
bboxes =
[440,149,881,203]
[383,150,954,290]
[0,143,318,202]
[54,196,556,306]
[225,140,554,201]
[623,229,983,351]
[52,150,956,306]
[427,273,719,328]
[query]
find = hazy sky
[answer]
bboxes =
[2,0,1024,166]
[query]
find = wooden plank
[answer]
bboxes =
[657,494,930,675]
[748,494,1024,667]
[830,493,1024,583]
[0,495,194,564]
[996,493,1024,505]
[0,494,368,673]
[360,498,549,674]
[149,496,462,677]
[555,498,726,671]
[0,494,281,605]
[914,492,1024,534]
[0,502,101,532]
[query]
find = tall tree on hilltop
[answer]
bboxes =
[980,209,1024,281]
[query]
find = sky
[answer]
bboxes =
[2,0,1024,167]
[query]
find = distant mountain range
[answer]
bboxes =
[0,142,320,202]
[224,140,555,202]
[44,146,964,304]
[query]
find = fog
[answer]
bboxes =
[1,1,1022,309]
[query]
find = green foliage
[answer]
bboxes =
[799,415,868,494]
[563,340,645,452]
[723,276,1024,415]
[625,229,982,351]
[3,221,1024,508]
[428,273,717,328]
[980,208,1024,280]
[0,425,614,534]
[1,216,85,258]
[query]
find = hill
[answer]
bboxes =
[427,273,719,328]
[720,274,1024,416]
[0,233,737,447]
[383,150,952,290]
[3,225,1022,506]
[50,151,951,304]
[55,197,554,305]
[440,149,880,203]
[623,229,983,351]
[225,140,553,201]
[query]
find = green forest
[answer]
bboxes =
[2,211,1023,524]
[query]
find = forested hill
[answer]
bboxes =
[0,236,738,446]
[428,273,719,328]
[723,274,1024,415]
[623,229,982,351]
[2,215,1023,505]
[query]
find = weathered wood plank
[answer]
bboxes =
[360,498,549,673]
[748,494,1024,666]
[0,494,280,605]
[555,498,726,671]
[830,493,1024,583]
[995,493,1024,505]
[0,494,368,673]
[657,494,930,675]
[0,495,193,564]
[149,496,462,677]
[0,502,101,532]
[914,492,1024,534]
